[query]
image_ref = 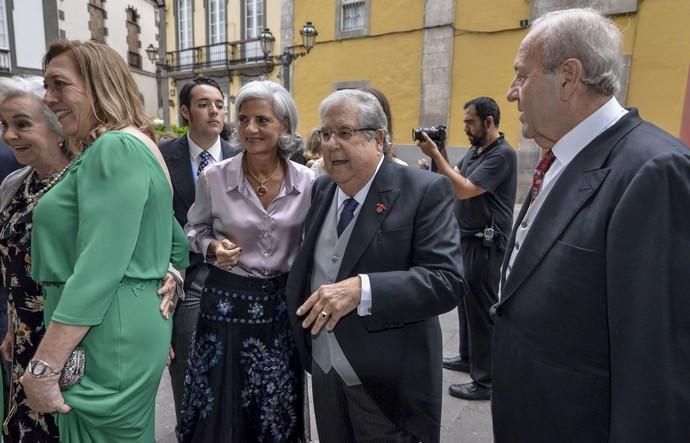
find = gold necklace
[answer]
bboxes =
[244,157,280,197]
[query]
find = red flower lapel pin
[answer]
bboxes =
[376,202,387,214]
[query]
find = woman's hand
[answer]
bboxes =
[167,345,175,368]
[209,239,242,269]
[20,370,72,414]
[158,272,178,319]
[0,330,14,362]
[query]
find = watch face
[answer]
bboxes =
[30,361,47,376]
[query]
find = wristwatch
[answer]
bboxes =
[28,360,62,378]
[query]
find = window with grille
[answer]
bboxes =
[88,0,107,44]
[126,7,141,69]
[177,0,193,67]
[336,0,369,39]
[243,0,264,60]
[208,0,226,63]
[341,0,365,31]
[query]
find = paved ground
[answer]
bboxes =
[154,309,493,442]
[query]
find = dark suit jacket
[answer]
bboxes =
[0,143,22,182]
[286,159,464,443]
[491,110,690,443]
[160,135,239,290]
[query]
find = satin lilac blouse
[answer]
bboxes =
[185,152,315,278]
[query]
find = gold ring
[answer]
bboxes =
[320,311,330,319]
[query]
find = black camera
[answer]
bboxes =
[414,125,447,173]
[412,125,447,144]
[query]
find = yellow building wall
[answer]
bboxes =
[293,0,425,144]
[625,0,690,135]
[449,0,529,149]
[293,0,690,147]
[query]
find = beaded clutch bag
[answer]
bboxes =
[59,345,86,390]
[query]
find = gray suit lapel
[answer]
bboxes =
[337,161,400,281]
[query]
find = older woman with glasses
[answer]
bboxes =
[0,75,68,442]
[181,80,314,443]
[18,40,188,443]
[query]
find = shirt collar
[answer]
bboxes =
[337,155,385,208]
[475,132,505,157]
[187,132,222,162]
[551,97,628,165]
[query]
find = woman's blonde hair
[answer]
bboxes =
[303,129,321,162]
[43,40,155,150]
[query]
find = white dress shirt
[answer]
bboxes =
[502,97,628,291]
[542,97,628,190]
[188,133,222,184]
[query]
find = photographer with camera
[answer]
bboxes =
[417,96,516,401]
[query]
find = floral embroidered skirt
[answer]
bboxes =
[179,268,304,443]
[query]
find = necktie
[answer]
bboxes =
[337,198,359,237]
[197,150,212,177]
[530,149,556,202]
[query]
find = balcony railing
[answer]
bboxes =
[0,49,11,72]
[164,38,270,73]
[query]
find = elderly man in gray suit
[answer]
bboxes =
[286,89,464,443]
[492,8,690,443]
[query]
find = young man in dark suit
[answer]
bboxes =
[493,8,690,442]
[159,76,239,431]
[286,89,464,443]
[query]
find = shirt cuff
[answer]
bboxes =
[357,274,372,316]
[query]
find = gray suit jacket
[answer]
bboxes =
[287,159,464,443]
[491,110,690,443]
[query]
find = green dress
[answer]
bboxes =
[30,131,189,442]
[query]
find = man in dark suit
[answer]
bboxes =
[0,141,21,182]
[159,76,239,430]
[286,89,464,443]
[418,97,517,400]
[493,8,690,442]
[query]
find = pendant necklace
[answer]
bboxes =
[244,157,280,197]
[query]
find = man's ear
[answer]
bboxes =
[484,116,494,130]
[180,104,190,123]
[559,58,582,100]
[375,129,385,152]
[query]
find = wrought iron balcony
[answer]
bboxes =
[162,38,272,74]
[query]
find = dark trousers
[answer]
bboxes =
[169,267,208,433]
[462,238,503,388]
[311,364,419,443]
[457,297,470,359]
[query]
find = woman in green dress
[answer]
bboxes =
[18,40,189,442]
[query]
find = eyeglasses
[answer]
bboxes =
[316,127,379,142]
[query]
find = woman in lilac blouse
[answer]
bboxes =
[180,80,315,443]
